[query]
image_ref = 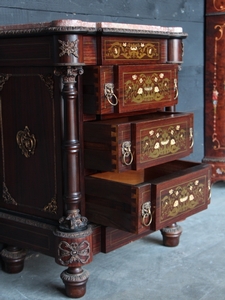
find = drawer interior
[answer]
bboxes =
[90,160,201,184]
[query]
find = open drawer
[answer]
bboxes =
[83,64,178,115]
[84,111,194,172]
[85,160,211,234]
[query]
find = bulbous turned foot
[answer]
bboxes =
[61,268,89,298]
[1,246,26,273]
[160,223,182,247]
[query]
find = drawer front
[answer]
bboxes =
[133,112,194,169]
[85,161,211,234]
[84,112,194,172]
[149,162,211,231]
[83,64,178,115]
[101,36,168,65]
[115,64,178,113]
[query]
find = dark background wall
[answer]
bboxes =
[0,0,204,162]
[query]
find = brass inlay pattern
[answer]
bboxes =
[140,122,187,162]
[3,182,17,205]
[16,126,36,158]
[211,22,225,150]
[58,39,79,57]
[39,73,58,213]
[58,240,91,266]
[124,71,171,106]
[0,73,11,91]
[43,198,57,214]
[105,41,159,60]
[213,0,225,11]
[160,178,206,222]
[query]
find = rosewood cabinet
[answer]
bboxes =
[0,20,211,298]
[203,0,225,183]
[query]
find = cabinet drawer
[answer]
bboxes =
[84,112,194,172]
[115,64,178,113]
[83,64,178,115]
[85,161,211,234]
[100,36,168,65]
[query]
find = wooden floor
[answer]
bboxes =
[0,181,225,300]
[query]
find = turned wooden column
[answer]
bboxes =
[54,66,92,298]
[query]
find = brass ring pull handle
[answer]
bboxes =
[174,78,178,99]
[121,141,133,166]
[141,201,152,227]
[104,83,118,106]
[189,127,194,149]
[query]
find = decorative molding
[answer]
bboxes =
[0,211,56,230]
[61,269,89,283]
[54,226,92,239]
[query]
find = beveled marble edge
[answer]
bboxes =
[0,19,97,36]
[98,21,187,37]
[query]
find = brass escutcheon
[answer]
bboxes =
[104,83,118,106]
[16,126,36,158]
[141,201,152,227]
[121,141,133,166]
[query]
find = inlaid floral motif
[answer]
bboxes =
[105,41,159,60]
[124,72,170,105]
[141,123,186,161]
[160,179,205,222]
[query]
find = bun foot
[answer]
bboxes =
[1,246,26,273]
[61,267,89,298]
[160,223,182,247]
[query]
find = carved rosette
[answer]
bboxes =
[58,39,79,57]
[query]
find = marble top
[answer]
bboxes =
[0,19,187,38]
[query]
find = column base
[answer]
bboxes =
[61,268,89,298]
